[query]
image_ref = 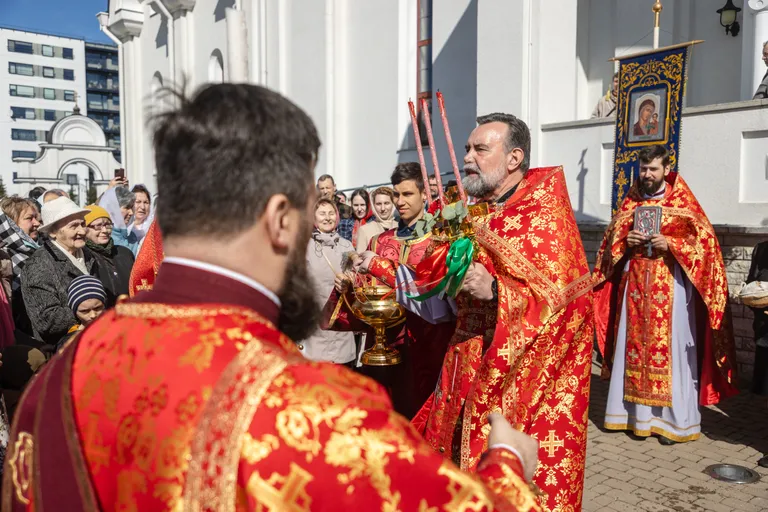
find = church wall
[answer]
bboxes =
[541,100,768,227]
[571,0,748,128]
[342,1,400,189]
[191,0,229,89]
[476,0,529,120]
[134,3,173,190]
[283,0,329,179]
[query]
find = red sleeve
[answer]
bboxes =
[367,256,397,289]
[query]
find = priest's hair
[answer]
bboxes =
[149,82,321,239]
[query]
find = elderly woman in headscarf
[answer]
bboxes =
[21,197,97,344]
[301,197,357,366]
[99,185,139,254]
[355,186,397,252]
[337,188,374,248]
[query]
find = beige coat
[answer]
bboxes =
[302,230,357,364]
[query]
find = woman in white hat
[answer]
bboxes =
[20,197,98,344]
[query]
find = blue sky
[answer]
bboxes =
[0,0,111,44]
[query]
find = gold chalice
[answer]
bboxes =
[342,285,405,366]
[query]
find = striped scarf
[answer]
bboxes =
[0,213,39,291]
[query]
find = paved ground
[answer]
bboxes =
[584,363,768,512]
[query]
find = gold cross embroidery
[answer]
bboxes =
[540,430,564,458]
[135,279,152,291]
[653,291,667,303]
[497,343,514,365]
[437,461,493,509]
[247,462,313,512]
[566,312,584,333]
[670,197,684,208]
[652,352,666,365]
[629,290,641,302]
[503,214,523,232]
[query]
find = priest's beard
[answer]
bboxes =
[277,216,321,342]
[640,175,664,196]
[464,163,506,199]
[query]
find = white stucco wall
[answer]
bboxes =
[109,0,768,217]
[541,100,768,227]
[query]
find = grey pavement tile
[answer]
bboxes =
[584,368,768,510]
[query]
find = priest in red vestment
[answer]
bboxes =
[325,162,454,418]
[593,144,738,445]
[3,84,543,512]
[388,113,594,512]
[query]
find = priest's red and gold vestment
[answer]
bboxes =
[593,173,738,409]
[128,219,163,297]
[325,228,454,418]
[3,261,541,511]
[413,166,594,512]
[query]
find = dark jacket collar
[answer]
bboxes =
[494,182,521,206]
[43,240,95,274]
[133,262,280,325]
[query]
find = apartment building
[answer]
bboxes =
[0,27,86,195]
[85,42,120,163]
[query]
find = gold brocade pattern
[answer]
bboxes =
[246,462,313,512]
[8,431,33,505]
[620,254,675,406]
[9,295,544,510]
[183,337,289,512]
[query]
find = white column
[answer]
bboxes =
[175,10,195,89]
[746,0,768,98]
[226,7,248,81]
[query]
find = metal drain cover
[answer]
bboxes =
[704,464,761,484]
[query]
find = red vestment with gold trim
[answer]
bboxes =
[128,219,163,297]
[413,167,594,512]
[3,262,541,511]
[324,228,454,418]
[593,173,738,408]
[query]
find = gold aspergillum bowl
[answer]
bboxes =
[342,285,405,366]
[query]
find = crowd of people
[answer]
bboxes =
[0,81,764,512]
[0,180,154,419]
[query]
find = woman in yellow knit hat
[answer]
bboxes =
[84,205,135,305]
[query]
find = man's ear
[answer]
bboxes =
[263,194,297,253]
[507,148,525,173]
[663,165,671,177]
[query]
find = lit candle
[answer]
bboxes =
[419,98,446,207]
[408,100,433,204]
[436,92,467,203]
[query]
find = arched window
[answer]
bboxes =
[209,50,224,83]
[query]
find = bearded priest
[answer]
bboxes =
[373,113,595,512]
[3,84,545,511]
[593,144,738,446]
